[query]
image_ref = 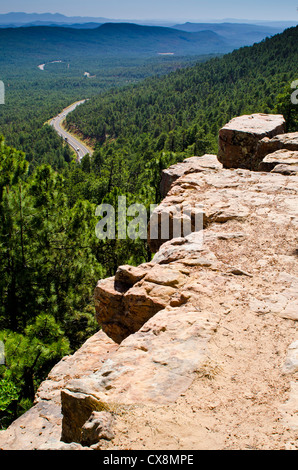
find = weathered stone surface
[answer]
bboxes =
[256,132,298,160]
[148,167,253,253]
[94,263,190,344]
[39,441,92,450]
[60,172,298,442]
[61,304,220,442]
[280,382,298,431]
[143,264,188,287]
[81,411,114,446]
[94,247,199,345]
[114,264,153,286]
[122,280,176,328]
[0,401,62,451]
[280,339,298,436]
[218,113,285,170]
[36,331,118,403]
[259,149,298,172]
[61,390,111,444]
[148,201,204,253]
[0,331,118,450]
[271,164,298,175]
[249,273,298,321]
[1,113,298,451]
[160,154,223,198]
[149,161,298,253]
[151,232,218,266]
[94,277,130,343]
[282,340,298,375]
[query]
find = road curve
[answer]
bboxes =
[49,100,92,160]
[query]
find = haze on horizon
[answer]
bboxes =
[0,0,297,22]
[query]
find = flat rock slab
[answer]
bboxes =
[160,155,223,198]
[256,132,298,160]
[94,264,189,343]
[61,304,220,442]
[218,113,285,170]
[0,331,118,450]
[0,401,62,451]
[271,164,298,175]
[260,149,298,171]
[148,165,298,253]
[36,331,118,403]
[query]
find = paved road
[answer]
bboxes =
[49,100,92,160]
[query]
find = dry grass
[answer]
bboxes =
[195,359,223,380]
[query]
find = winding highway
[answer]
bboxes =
[49,100,92,160]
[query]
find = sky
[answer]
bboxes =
[0,0,297,21]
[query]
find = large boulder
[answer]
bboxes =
[259,149,298,172]
[148,162,250,253]
[0,331,118,450]
[256,132,298,161]
[81,411,115,446]
[94,263,189,343]
[218,113,285,170]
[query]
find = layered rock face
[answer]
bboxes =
[93,262,186,343]
[1,113,298,450]
[218,113,286,170]
[256,132,298,160]
[160,154,223,199]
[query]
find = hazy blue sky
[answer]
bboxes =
[0,0,297,21]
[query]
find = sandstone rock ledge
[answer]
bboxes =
[1,114,298,451]
[218,113,286,170]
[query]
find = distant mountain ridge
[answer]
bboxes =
[0,12,110,24]
[0,12,293,59]
[172,21,281,35]
[171,22,284,48]
[0,21,104,29]
[0,12,296,29]
[0,19,292,63]
[0,12,173,27]
[0,23,232,61]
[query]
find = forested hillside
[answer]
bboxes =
[0,53,205,170]
[0,25,297,428]
[171,22,283,48]
[0,23,231,62]
[66,26,298,199]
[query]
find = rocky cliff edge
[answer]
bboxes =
[1,113,298,450]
